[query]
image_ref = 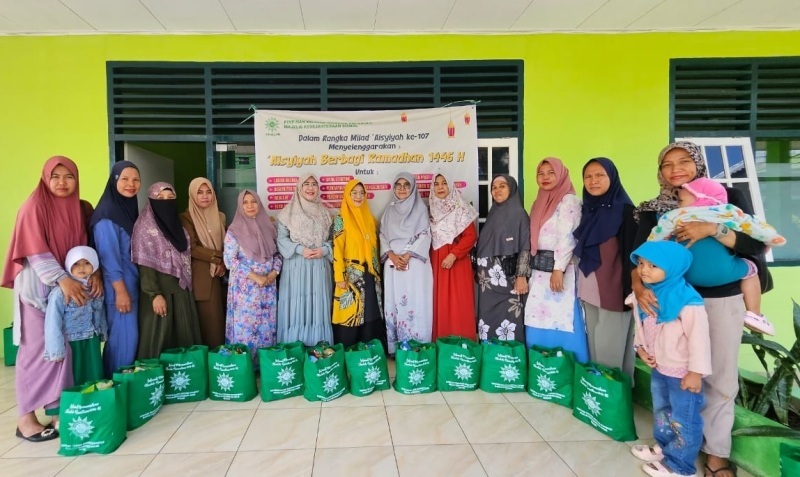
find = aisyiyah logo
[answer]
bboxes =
[264,117,281,136]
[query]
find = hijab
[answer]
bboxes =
[429,172,479,250]
[65,246,100,285]
[277,173,333,248]
[90,161,140,236]
[187,178,225,277]
[227,190,278,261]
[477,174,530,257]
[682,178,726,207]
[630,240,703,324]
[633,141,708,222]
[339,180,379,275]
[2,156,87,289]
[573,158,633,276]
[529,157,576,254]
[380,173,430,247]
[131,182,192,289]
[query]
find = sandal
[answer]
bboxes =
[744,311,775,335]
[631,444,664,462]
[15,426,59,443]
[704,462,738,477]
[642,461,687,477]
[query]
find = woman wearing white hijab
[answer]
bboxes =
[380,173,433,354]
[276,173,334,346]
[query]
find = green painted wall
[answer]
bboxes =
[1,31,799,369]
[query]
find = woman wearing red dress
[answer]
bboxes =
[429,172,479,339]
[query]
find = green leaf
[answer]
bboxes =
[742,333,798,364]
[793,299,800,342]
[732,425,800,439]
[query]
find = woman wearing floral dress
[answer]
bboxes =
[224,190,282,364]
[380,173,433,354]
[475,174,530,341]
[524,158,588,363]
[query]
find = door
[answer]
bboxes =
[215,143,257,226]
[477,138,520,226]
[124,143,175,209]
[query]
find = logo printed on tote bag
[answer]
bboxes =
[582,392,602,416]
[500,364,521,382]
[365,366,382,385]
[454,363,473,380]
[149,385,164,407]
[217,373,235,392]
[170,371,191,390]
[323,374,340,393]
[537,374,557,392]
[69,417,94,440]
[409,368,426,386]
[277,367,296,386]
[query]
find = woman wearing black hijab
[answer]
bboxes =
[572,158,636,378]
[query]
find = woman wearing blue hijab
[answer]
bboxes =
[573,157,637,377]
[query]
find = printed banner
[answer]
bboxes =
[254,106,478,217]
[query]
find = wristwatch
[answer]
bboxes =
[714,224,730,239]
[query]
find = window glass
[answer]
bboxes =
[705,146,725,179]
[755,139,800,262]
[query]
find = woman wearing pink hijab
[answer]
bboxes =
[524,158,589,363]
[2,156,101,442]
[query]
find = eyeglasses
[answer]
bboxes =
[394,183,411,190]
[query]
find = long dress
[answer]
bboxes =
[276,221,333,346]
[431,224,477,340]
[93,218,139,376]
[224,232,283,362]
[524,194,589,363]
[137,265,202,359]
[476,252,530,342]
[180,211,226,349]
[381,228,434,354]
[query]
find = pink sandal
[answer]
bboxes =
[631,444,663,462]
[642,461,688,477]
[744,311,775,335]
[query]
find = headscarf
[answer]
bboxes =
[477,174,530,257]
[65,246,99,285]
[277,173,332,248]
[380,173,430,248]
[633,141,708,222]
[131,182,192,289]
[573,158,633,276]
[339,180,379,275]
[682,178,726,207]
[2,156,87,289]
[429,172,479,250]
[227,190,277,261]
[187,178,225,276]
[630,240,703,324]
[529,157,576,254]
[89,161,140,236]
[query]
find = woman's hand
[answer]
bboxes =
[87,271,103,298]
[215,262,227,277]
[441,253,456,270]
[303,248,323,259]
[632,280,659,317]
[59,276,87,306]
[549,270,565,293]
[513,276,528,295]
[152,295,167,317]
[264,270,279,286]
[674,222,716,248]
[388,251,408,271]
[637,347,656,368]
[113,281,132,314]
[336,281,347,290]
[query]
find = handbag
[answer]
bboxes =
[531,249,555,273]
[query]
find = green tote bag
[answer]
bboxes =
[58,380,127,456]
[258,341,306,402]
[479,339,527,393]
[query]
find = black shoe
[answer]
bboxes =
[15,426,59,442]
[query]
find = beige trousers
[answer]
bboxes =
[701,295,744,458]
[582,301,635,380]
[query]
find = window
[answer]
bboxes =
[477,138,519,226]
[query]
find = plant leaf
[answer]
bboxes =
[742,333,798,364]
[732,425,800,439]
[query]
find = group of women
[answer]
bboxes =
[4,144,765,474]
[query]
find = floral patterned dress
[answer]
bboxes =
[476,252,531,342]
[223,232,283,364]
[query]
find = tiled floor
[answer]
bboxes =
[0,361,752,477]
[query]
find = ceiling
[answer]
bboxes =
[1,0,799,35]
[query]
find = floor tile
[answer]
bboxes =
[227,449,314,476]
[161,410,254,453]
[114,410,190,455]
[1,456,72,477]
[626,404,656,447]
[0,414,22,455]
[0,387,16,414]
[549,440,649,477]
[502,391,537,403]
[194,397,260,411]
[159,401,199,413]
[312,446,398,477]
[140,451,234,477]
[381,389,446,406]
[513,401,611,442]
[321,390,384,407]
[258,395,321,410]
[386,404,466,445]
[473,442,576,477]
[239,408,320,450]
[442,389,509,404]
[1,432,62,458]
[395,444,486,477]
[56,454,155,477]
[316,407,391,448]
[450,403,542,444]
